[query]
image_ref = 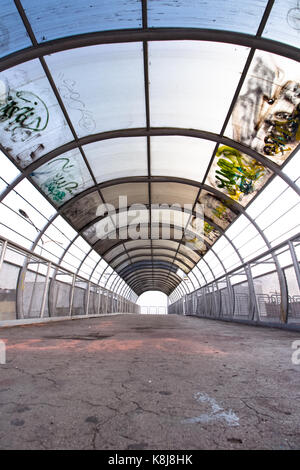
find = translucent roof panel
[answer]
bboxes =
[45,43,146,137]
[149,41,249,133]
[148,0,267,34]
[101,183,149,208]
[263,0,300,48]
[225,50,300,165]
[197,191,238,230]
[84,137,147,184]
[104,244,128,263]
[0,1,32,58]
[203,221,221,246]
[61,190,102,229]
[151,136,215,182]
[151,182,198,207]
[21,0,142,42]
[83,209,150,245]
[205,145,273,206]
[283,149,300,185]
[0,59,73,168]
[0,151,20,184]
[30,148,94,206]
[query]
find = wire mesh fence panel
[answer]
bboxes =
[49,276,72,316]
[0,261,19,320]
[21,269,48,318]
[253,271,282,323]
[233,282,250,318]
[285,266,300,324]
[72,280,87,316]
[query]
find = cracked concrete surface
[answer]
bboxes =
[0,313,300,450]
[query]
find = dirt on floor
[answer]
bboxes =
[0,313,300,450]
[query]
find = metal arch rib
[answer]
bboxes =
[0,27,300,73]
[2,128,299,203]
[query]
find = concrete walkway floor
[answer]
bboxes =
[0,313,300,450]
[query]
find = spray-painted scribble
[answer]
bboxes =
[57,73,96,133]
[287,1,300,30]
[0,89,49,142]
[207,145,268,204]
[232,54,300,165]
[31,157,80,203]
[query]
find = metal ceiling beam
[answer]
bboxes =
[1,26,300,73]
[3,129,299,205]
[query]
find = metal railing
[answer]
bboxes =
[0,235,140,321]
[169,234,300,329]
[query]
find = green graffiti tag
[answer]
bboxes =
[0,90,49,141]
[215,146,265,201]
[31,157,79,203]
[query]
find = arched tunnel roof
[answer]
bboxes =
[0,0,299,300]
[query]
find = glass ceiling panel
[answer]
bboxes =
[30,148,94,206]
[148,0,267,34]
[177,244,200,262]
[45,43,146,137]
[205,145,273,206]
[176,251,195,268]
[94,237,123,256]
[0,1,32,58]
[152,239,179,250]
[197,191,238,230]
[263,0,300,48]
[61,190,102,229]
[110,253,131,268]
[84,137,147,184]
[203,221,221,246]
[152,248,176,257]
[104,244,128,263]
[0,59,73,168]
[225,50,300,165]
[21,0,142,43]
[151,136,215,182]
[83,209,150,245]
[101,183,149,208]
[124,239,152,251]
[149,41,249,133]
[151,182,198,207]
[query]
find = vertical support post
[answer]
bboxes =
[97,288,101,315]
[0,240,7,273]
[69,274,76,317]
[85,281,90,316]
[245,264,259,321]
[289,241,300,290]
[226,275,235,317]
[40,262,51,318]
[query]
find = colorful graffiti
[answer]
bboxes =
[232,55,300,165]
[263,100,300,157]
[204,221,220,245]
[213,145,266,201]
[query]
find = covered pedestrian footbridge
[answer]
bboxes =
[0,0,299,450]
[0,0,299,326]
